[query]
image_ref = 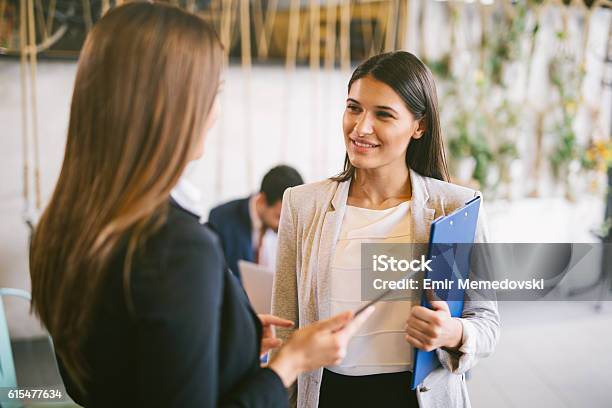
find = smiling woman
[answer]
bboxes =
[334,52,449,189]
[271,51,500,408]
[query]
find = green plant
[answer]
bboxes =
[548,43,585,183]
[441,2,528,194]
[424,55,453,81]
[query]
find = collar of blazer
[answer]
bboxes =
[315,168,436,320]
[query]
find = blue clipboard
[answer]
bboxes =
[410,195,481,390]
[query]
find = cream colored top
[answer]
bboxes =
[328,201,414,376]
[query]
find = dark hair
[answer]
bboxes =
[332,51,449,182]
[260,165,304,205]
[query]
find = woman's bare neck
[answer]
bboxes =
[347,167,412,210]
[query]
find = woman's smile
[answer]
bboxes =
[350,137,381,153]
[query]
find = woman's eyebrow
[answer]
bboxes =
[374,105,398,114]
[347,98,398,115]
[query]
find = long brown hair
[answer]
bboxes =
[29,2,222,392]
[333,51,450,182]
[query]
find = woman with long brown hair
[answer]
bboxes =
[29,3,372,407]
[272,51,500,407]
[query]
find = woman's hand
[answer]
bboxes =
[258,314,294,357]
[404,298,463,352]
[268,307,375,387]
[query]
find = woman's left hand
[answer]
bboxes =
[404,297,463,352]
[258,314,294,357]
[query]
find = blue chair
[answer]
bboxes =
[0,289,80,408]
[0,288,32,408]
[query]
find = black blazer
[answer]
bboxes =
[208,197,254,281]
[57,199,288,407]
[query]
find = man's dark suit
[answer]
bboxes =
[208,197,254,281]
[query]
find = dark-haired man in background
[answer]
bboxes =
[208,165,304,281]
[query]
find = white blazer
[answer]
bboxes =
[272,168,500,408]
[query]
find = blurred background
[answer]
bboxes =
[0,0,611,407]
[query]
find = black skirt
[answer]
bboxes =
[318,368,419,408]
